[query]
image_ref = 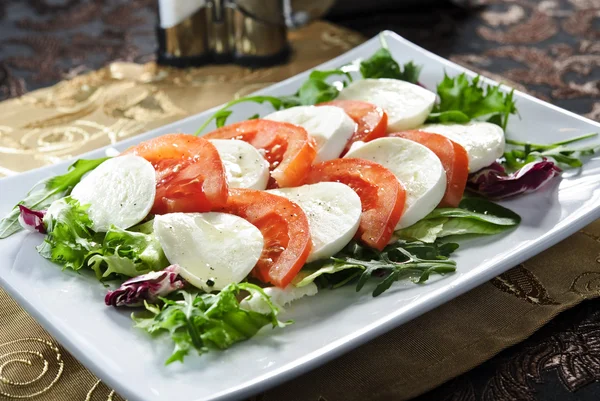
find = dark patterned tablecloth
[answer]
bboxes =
[1,1,600,400]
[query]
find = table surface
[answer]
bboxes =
[1,1,600,400]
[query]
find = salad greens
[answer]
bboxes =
[502,132,599,170]
[395,198,521,243]
[37,197,100,271]
[296,240,458,297]
[88,225,169,279]
[37,195,168,278]
[134,283,289,364]
[426,73,517,130]
[0,157,109,239]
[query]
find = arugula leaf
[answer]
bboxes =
[193,69,353,135]
[37,197,101,271]
[88,223,169,279]
[426,73,517,130]
[0,157,109,239]
[194,96,286,135]
[360,48,422,84]
[502,133,599,170]
[133,283,290,364]
[296,240,457,297]
[396,198,520,243]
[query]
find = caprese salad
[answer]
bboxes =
[1,38,597,364]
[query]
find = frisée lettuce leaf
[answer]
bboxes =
[37,196,167,279]
[37,197,101,271]
[133,283,290,364]
[88,224,169,279]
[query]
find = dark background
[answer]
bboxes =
[1,1,599,400]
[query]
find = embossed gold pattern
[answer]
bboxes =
[0,339,63,399]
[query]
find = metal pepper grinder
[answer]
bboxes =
[157,0,292,68]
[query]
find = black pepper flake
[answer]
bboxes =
[207,279,215,287]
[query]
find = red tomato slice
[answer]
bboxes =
[123,134,228,214]
[204,119,317,188]
[305,158,405,250]
[214,188,312,288]
[390,130,469,208]
[319,100,388,154]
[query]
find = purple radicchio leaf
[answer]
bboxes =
[18,205,46,234]
[467,159,562,200]
[105,265,186,307]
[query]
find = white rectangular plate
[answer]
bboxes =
[1,31,600,401]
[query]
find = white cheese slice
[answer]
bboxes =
[264,105,356,162]
[345,137,446,229]
[209,139,270,190]
[419,122,505,172]
[70,155,156,232]
[153,212,264,292]
[268,182,362,262]
[337,78,436,132]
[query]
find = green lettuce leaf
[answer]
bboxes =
[0,157,109,239]
[37,196,101,271]
[133,283,290,364]
[88,223,169,279]
[395,198,521,243]
[426,73,517,129]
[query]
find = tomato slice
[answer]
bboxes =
[305,158,405,250]
[319,100,388,154]
[213,188,312,287]
[390,130,469,208]
[204,119,317,188]
[123,134,228,214]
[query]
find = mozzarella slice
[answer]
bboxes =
[264,105,356,162]
[70,155,155,232]
[338,78,436,132]
[241,282,318,314]
[345,137,446,229]
[153,212,264,292]
[419,122,505,172]
[268,182,362,262]
[209,139,269,190]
